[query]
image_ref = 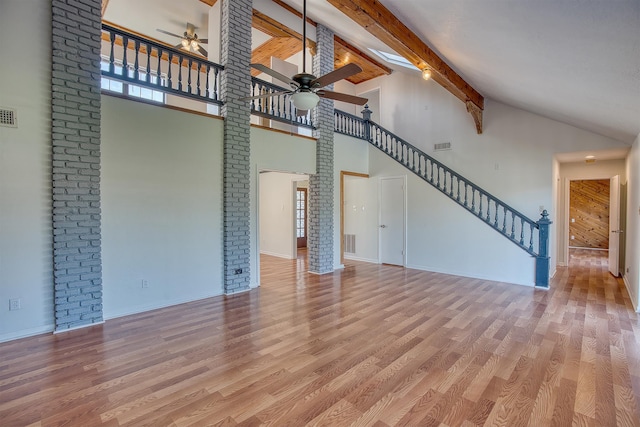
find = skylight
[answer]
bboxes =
[368,49,419,71]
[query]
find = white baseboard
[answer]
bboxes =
[104,292,222,320]
[405,263,534,288]
[260,250,294,259]
[0,324,55,343]
[343,255,379,264]
[622,275,639,312]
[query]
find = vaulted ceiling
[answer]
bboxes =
[102,0,640,144]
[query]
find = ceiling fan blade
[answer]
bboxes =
[198,39,208,44]
[250,63,296,87]
[317,90,368,105]
[197,46,208,57]
[311,63,362,88]
[175,43,184,49]
[296,109,309,117]
[239,90,292,101]
[157,29,183,38]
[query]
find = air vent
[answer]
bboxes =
[344,234,356,253]
[434,142,451,151]
[0,108,17,128]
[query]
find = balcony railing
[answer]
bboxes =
[101,23,224,105]
[249,77,314,129]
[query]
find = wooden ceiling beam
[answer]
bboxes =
[334,34,392,75]
[199,0,218,6]
[252,9,316,55]
[327,0,484,133]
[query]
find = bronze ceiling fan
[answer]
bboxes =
[244,0,368,114]
[157,23,208,57]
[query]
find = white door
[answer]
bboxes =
[380,177,405,266]
[609,175,620,276]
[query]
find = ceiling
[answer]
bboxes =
[103,0,640,144]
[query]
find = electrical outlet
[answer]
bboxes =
[9,299,21,311]
[234,268,243,275]
[141,280,149,289]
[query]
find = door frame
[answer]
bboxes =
[563,175,622,266]
[296,187,308,249]
[378,175,407,266]
[340,171,369,265]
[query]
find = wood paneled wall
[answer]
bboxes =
[569,179,609,249]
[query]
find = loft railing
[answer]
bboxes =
[101,24,223,105]
[249,77,314,129]
[335,107,552,287]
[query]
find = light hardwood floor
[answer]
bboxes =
[0,249,639,426]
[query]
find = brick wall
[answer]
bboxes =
[51,0,103,330]
[308,24,335,274]
[220,0,252,293]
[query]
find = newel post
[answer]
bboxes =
[535,210,552,288]
[361,104,372,141]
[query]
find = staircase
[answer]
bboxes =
[334,107,551,288]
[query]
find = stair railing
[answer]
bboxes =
[334,107,551,288]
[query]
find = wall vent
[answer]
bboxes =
[344,234,356,253]
[434,142,451,151]
[0,108,17,128]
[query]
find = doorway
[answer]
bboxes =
[565,176,623,276]
[258,171,309,287]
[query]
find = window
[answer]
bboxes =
[100,59,165,103]
[368,49,420,71]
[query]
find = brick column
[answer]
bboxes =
[51,0,103,330]
[220,0,252,293]
[308,24,335,274]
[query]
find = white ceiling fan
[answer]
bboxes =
[244,0,368,114]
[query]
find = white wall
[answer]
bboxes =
[259,172,307,259]
[250,127,316,287]
[0,1,54,342]
[556,159,627,266]
[353,70,630,286]
[333,133,370,268]
[101,96,224,318]
[625,134,640,310]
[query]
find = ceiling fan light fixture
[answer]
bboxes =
[181,39,190,48]
[191,40,199,50]
[291,91,320,110]
[422,68,432,81]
